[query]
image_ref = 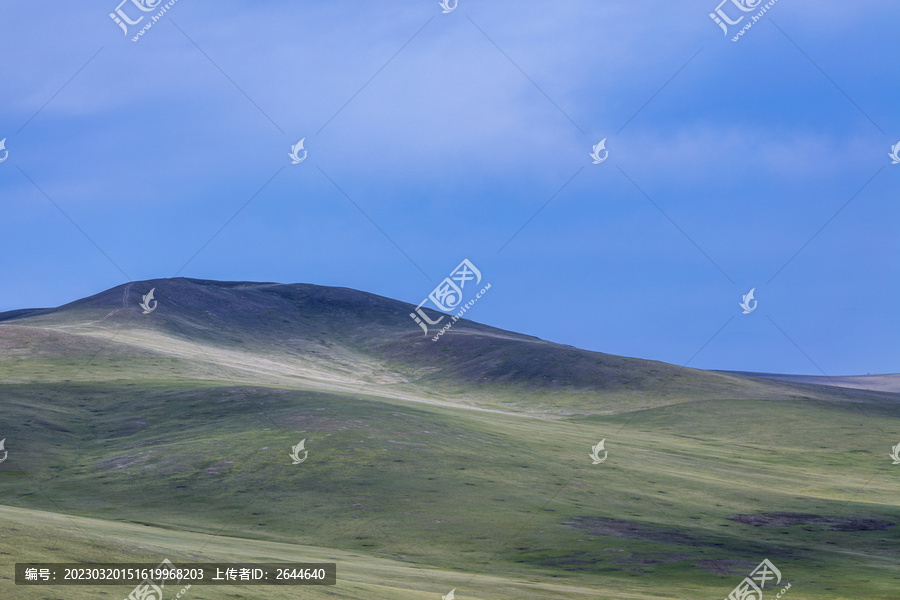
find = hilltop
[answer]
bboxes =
[0,278,898,600]
[2,277,881,417]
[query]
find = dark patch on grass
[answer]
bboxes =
[729,512,894,531]
[562,516,703,546]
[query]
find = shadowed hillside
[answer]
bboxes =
[2,277,883,417]
[1,278,898,600]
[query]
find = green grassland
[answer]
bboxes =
[0,278,898,599]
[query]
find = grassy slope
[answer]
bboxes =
[0,278,898,599]
[0,277,858,414]
[0,504,628,600]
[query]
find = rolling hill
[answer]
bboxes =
[0,277,897,600]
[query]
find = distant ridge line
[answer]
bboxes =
[721,370,900,394]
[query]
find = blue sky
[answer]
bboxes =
[1,0,897,376]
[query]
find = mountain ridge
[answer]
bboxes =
[1,278,895,418]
